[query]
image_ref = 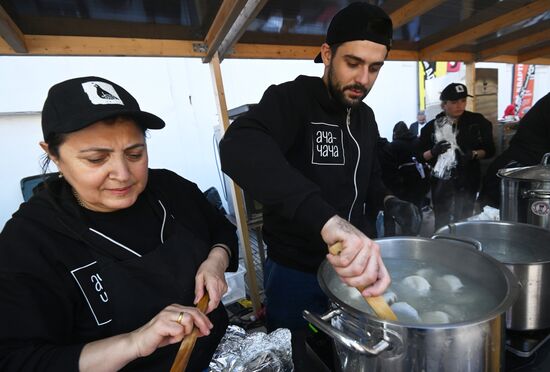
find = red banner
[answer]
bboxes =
[512,64,536,118]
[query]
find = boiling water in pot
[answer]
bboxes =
[330,258,499,325]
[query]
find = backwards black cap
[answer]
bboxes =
[42,76,165,139]
[314,2,393,63]
[440,83,473,101]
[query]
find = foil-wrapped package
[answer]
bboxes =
[208,325,293,371]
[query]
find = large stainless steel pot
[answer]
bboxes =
[304,236,519,372]
[499,152,550,230]
[437,221,550,331]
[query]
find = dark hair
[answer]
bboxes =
[329,43,342,60]
[329,41,389,61]
[40,115,147,174]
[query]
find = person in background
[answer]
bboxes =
[479,92,550,208]
[379,122,429,236]
[409,110,427,137]
[418,82,495,230]
[219,3,420,370]
[0,76,238,371]
[387,121,430,210]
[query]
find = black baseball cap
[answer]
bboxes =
[314,2,393,63]
[440,83,473,101]
[42,76,165,139]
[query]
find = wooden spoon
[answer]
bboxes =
[329,242,397,321]
[170,293,210,372]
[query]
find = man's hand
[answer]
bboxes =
[384,197,422,235]
[321,215,391,297]
[430,140,451,157]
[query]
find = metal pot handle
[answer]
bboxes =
[431,233,483,251]
[303,309,390,355]
[521,189,550,199]
[541,153,550,166]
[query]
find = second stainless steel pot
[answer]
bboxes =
[499,152,550,230]
[437,221,550,331]
[304,236,519,372]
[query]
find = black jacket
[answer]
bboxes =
[0,169,238,371]
[418,110,495,190]
[508,92,550,164]
[220,75,389,272]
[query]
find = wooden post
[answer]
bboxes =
[465,62,476,112]
[209,52,261,314]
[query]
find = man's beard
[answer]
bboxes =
[327,63,369,107]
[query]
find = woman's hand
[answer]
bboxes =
[129,304,212,358]
[194,246,230,314]
[79,304,212,372]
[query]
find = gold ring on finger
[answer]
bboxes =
[176,311,184,325]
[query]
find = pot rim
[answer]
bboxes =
[497,167,550,183]
[437,221,550,265]
[317,237,520,329]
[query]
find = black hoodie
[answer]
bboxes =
[0,169,237,371]
[220,75,389,272]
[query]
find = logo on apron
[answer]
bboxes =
[310,122,345,165]
[71,261,112,326]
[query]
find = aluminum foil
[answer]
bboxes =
[208,325,294,371]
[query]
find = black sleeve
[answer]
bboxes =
[0,224,84,371]
[417,121,435,163]
[378,140,400,195]
[186,181,239,272]
[219,84,337,235]
[478,115,496,159]
[154,169,239,272]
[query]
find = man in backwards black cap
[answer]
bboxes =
[418,82,495,230]
[220,2,420,368]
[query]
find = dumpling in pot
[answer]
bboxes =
[421,311,451,324]
[383,290,397,305]
[402,275,431,296]
[391,302,421,323]
[433,274,463,293]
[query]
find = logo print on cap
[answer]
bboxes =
[455,85,465,93]
[82,81,124,106]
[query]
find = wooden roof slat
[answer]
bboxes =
[518,43,550,63]
[389,0,445,29]
[420,0,550,59]
[216,0,269,61]
[477,20,550,60]
[203,0,247,63]
[0,4,27,53]
[0,35,205,57]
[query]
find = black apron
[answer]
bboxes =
[80,201,228,372]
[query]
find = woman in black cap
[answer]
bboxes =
[418,82,495,230]
[0,76,238,371]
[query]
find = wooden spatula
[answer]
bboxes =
[329,242,397,321]
[170,293,210,372]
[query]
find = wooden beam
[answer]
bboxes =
[229,43,476,62]
[0,4,27,53]
[390,0,445,28]
[203,0,247,63]
[209,52,262,313]
[478,28,549,60]
[230,43,320,59]
[465,63,475,112]
[0,35,205,57]
[216,0,269,61]
[518,44,550,63]
[420,0,550,58]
